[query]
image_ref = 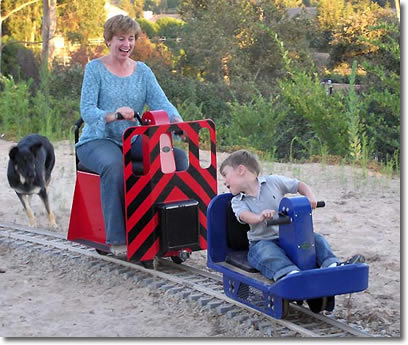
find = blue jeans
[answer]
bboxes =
[248,233,339,281]
[76,137,188,244]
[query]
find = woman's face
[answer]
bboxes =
[108,32,135,60]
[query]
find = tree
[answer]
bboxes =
[41,0,56,69]
[178,0,314,88]
[329,3,396,66]
[118,0,144,18]
[317,0,345,31]
[0,0,40,75]
[1,0,42,43]
[58,0,106,45]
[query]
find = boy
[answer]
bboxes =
[220,150,364,282]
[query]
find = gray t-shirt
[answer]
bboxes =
[231,175,299,241]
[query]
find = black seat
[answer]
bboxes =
[77,161,144,175]
[225,202,258,273]
[74,117,144,175]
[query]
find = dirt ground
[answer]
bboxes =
[0,139,401,337]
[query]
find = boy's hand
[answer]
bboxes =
[259,209,275,223]
[309,199,317,209]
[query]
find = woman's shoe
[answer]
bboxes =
[110,244,127,257]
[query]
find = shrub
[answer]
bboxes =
[0,75,32,139]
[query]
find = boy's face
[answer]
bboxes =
[221,165,244,195]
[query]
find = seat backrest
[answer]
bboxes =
[226,202,250,250]
[73,118,144,175]
[74,118,84,170]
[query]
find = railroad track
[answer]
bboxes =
[0,222,374,338]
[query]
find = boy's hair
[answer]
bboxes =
[220,150,261,176]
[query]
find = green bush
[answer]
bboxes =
[156,17,184,39]
[137,18,159,38]
[278,70,349,156]
[0,75,32,139]
[219,94,317,160]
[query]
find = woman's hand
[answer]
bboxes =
[171,116,187,140]
[116,106,136,121]
[105,106,136,123]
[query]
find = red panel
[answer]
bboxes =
[123,119,217,262]
[67,171,106,244]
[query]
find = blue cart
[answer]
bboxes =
[207,193,369,319]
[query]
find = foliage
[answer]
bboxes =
[0,0,400,170]
[360,22,400,163]
[272,31,349,156]
[152,63,232,120]
[329,4,395,66]
[2,0,43,44]
[346,60,364,161]
[0,75,32,138]
[57,0,106,44]
[131,34,172,65]
[47,62,84,100]
[137,18,159,38]
[177,0,314,85]
[1,39,39,84]
[155,17,185,51]
[273,0,304,10]
[117,0,144,18]
[68,45,107,68]
[222,94,301,160]
[316,0,351,31]
[155,17,184,38]
[0,67,80,141]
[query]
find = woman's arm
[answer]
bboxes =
[144,64,182,123]
[80,62,109,126]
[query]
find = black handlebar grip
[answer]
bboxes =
[316,201,325,208]
[115,111,144,124]
[266,215,292,226]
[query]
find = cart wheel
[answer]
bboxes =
[96,249,108,255]
[282,299,289,319]
[306,297,325,313]
[171,256,183,264]
[141,260,154,269]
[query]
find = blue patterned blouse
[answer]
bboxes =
[77,59,181,147]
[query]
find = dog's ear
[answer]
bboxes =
[9,146,18,160]
[30,143,43,154]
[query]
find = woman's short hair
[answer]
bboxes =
[103,15,142,44]
[220,150,261,176]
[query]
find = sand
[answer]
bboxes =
[0,139,401,337]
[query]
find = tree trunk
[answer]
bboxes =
[395,0,400,22]
[41,0,57,69]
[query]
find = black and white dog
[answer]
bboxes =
[7,134,57,228]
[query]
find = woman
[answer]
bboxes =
[76,15,188,256]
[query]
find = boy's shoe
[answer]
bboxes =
[341,254,365,265]
[110,244,127,257]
